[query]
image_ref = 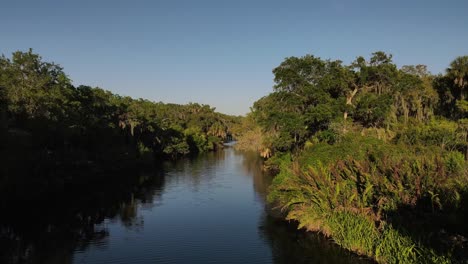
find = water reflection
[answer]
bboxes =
[237,149,374,264]
[0,148,371,264]
[236,149,273,200]
[258,214,375,264]
[0,166,166,264]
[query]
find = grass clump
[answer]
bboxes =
[268,135,467,263]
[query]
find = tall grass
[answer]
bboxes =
[268,139,467,263]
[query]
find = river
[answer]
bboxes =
[0,147,372,263]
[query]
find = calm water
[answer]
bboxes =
[1,147,372,264]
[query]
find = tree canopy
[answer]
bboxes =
[0,50,241,164]
[243,51,466,157]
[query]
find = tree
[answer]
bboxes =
[252,92,309,153]
[0,49,72,121]
[446,55,468,100]
[0,49,240,162]
[401,64,431,78]
[272,55,326,95]
[391,70,438,123]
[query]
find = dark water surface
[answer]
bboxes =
[1,148,373,264]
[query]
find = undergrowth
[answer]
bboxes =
[268,137,467,263]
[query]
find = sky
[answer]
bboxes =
[1,0,468,115]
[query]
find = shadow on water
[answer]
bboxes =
[1,148,373,264]
[258,214,375,264]
[0,151,226,264]
[237,149,375,264]
[236,149,272,198]
[0,162,168,264]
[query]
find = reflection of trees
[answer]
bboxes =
[258,213,375,264]
[0,148,378,264]
[0,165,166,264]
[161,150,226,191]
[237,148,374,264]
[0,149,229,264]
[235,149,273,200]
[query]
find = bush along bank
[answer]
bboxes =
[267,135,468,263]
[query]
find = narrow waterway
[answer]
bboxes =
[0,147,373,264]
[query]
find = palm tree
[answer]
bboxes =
[447,56,468,100]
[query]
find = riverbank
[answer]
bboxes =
[266,135,468,264]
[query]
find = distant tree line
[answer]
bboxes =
[0,49,241,165]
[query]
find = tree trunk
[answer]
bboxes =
[465,145,468,161]
[344,87,359,120]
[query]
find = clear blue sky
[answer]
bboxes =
[1,0,467,115]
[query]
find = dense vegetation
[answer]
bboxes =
[237,52,468,263]
[2,48,468,263]
[0,50,240,200]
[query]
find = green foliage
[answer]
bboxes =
[185,127,208,153]
[0,50,240,162]
[391,71,438,123]
[313,129,339,144]
[264,152,293,173]
[446,56,468,100]
[163,135,190,158]
[207,135,222,151]
[232,114,265,152]
[456,99,468,115]
[434,56,468,120]
[246,51,468,263]
[298,133,409,168]
[251,51,454,155]
[394,119,462,150]
[353,93,392,127]
[443,151,465,174]
[0,49,73,120]
[268,141,466,263]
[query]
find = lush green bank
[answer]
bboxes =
[237,52,468,263]
[268,136,467,263]
[0,50,241,194]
